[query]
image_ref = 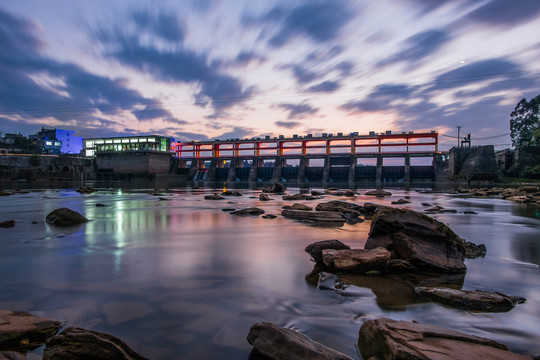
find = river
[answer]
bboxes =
[0,186,539,359]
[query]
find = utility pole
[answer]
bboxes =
[456,126,462,147]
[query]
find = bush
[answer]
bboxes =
[521,164,540,179]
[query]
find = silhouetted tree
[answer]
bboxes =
[510,94,540,147]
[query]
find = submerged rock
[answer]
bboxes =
[315,200,364,215]
[365,207,469,273]
[204,194,225,200]
[0,220,15,228]
[222,190,242,196]
[322,248,391,274]
[415,287,526,312]
[247,322,352,360]
[45,208,88,227]
[358,318,531,360]
[262,182,285,194]
[464,241,487,258]
[262,214,277,219]
[305,240,351,263]
[281,209,345,226]
[364,189,392,197]
[391,199,411,204]
[43,327,148,360]
[282,194,319,201]
[0,310,61,351]
[229,207,265,216]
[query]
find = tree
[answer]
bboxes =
[510,94,540,147]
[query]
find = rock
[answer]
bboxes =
[463,210,477,214]
[262,214,277,219]
[421,202,432,206]
[341,212,363,225]
[322,248,391,274]
[158,197,172,201]
[305,240,351,263]
[0,191,12,196]
[262,182,285,194]
[363,202,393,217]
[222,190,242,196]
[506,195,529,203]
[311,190,324,196]
[45,208,89,227]
[281,210,345,226]
[43,327,148,360]
[259,193,272,201]
[0,351,26,360]
[415,287,526,312]
[358,318,531,360]
[317,272,343,291]
[391,199,411,204]
[388,259,416,272]
[365,207,468,273]
[229,207,265,216]
[204,194,225,200]
[221,208,236,212]
[344,190,356,197]
[364,189,392,197]
[0,310,61,351]
[282,203,313,211]
[95,203,107,207]
[75,186,96,194]
[283,194,319,200]
[247,322,352,360]
[425,205,444,212]
[0,220,15,228]
[315,201,364,216]
[464,241,487,258]
[518,185,539,193]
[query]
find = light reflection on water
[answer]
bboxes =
[0,188,539,359]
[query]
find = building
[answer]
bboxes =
[28,127,83,154]
[83,135,174,157]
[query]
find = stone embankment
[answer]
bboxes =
[457,186,540,204]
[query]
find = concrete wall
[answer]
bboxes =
[0,154,92,181]
[447,146,497,182]
[95,152,171,174]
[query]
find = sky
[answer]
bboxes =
[1,0,540,151]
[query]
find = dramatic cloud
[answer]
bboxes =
[378,30,451,68]
[341,84,417,113]
[252,1,355,47]
[464,0,540,27]
[130,10,185,42]
[96,10,253,117]
[277,103,318,119]
[307,81,340,93]
[214,126,253,140]
[174,131,210,142]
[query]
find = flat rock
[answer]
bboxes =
[262,182,286,194]
[229,207,265,216]
[315,201,364,216]
[365,207,468,273]
[283,194,319,200]
[415,287,526,312]
[358,318,532,360]
[247,322,352,360]
[262,214,277,219]
[222,190,242,196]
[0,351,26,360]
[45,208,89,227]
[305,240,351,263]
[282,203,313,211]
[364,189,392,197]
[322,248,391,274]
[0,310,61,351]
[204,194,225,200]
[391,199,411,204]
[518,185,539,193]
[43,327,148,360]
[75,186,96,194]
[0,221,15,228]
[311,190,324,196]
[281,210,345,226]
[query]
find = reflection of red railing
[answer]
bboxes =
[175,132,439,158]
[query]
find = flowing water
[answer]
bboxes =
[0,186,539,359]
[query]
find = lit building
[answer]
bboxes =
[28,127,83,154]
[83,135,174,157]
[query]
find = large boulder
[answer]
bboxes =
[43,327,148,360]
[45,208,88,227]
[415,287,526,312]
[262,182,286,194]
[358,318,532,360]
[247,322,352,360]
[322,248,390,274]
[0,310,61,351]
[305,240,351,263]
[365,207,468,273]
[281,210,345,226]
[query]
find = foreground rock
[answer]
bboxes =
[247,322,352,360]
[45,208,89,227]
[0,351,25,360]
[0,310,61,351]
[43,327,148,360]
[358,318,532,360]
[281,210,345,226]
[229,207,265,216]
[365,207,469,273]
[322,248,391,274]
[0,220,15,228]
[305,240,351,263]
[262,182,285,194]
[415,287,526,312]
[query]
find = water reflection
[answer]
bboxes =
[511,232,540,266]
